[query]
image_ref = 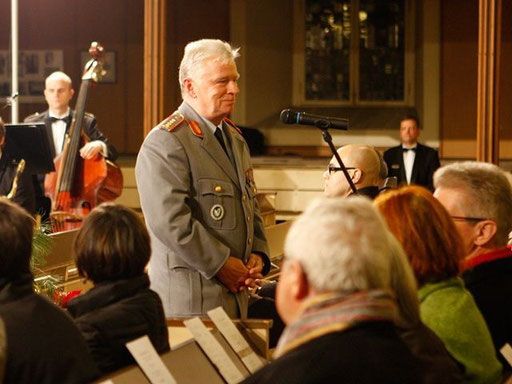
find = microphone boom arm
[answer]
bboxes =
[321,129,358,195]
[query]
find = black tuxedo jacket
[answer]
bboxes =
[24,109,118,161]
[383,143,440,191]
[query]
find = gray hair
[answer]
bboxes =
[284,197,396,292]
[45,71,72,88]
[386,233,420,328]
[178,39,240,97]
[434,161,512,246]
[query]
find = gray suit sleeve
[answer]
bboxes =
[136,130,229,279]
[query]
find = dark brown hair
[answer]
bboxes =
[74,203,151,283]
[400,115,420,129]
[0,198,33,278]
[374,186,464,286]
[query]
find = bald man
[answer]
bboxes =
[323,144,383,199]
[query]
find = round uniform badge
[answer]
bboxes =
[210,204,225,221]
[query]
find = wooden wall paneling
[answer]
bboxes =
[440,0,479,159]
[476,0,501,163]
[144,0,166,136]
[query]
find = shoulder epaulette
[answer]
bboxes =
[160,112,185,132]
[84,112,95,118]
[223,117,242,135]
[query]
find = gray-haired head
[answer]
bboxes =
[284,196,397,292]
[178,39,240,98]
[434,161,512,246]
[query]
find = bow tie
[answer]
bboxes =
[49,115,71,124]
[402,146,417,152]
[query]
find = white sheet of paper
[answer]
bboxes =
[184,317,246,384]
[207,307,264,373]
[125,336,177,384]
[500,343,512,368]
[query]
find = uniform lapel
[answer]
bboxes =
[223,122,247,190]
[179,102,240,187]
[201,130,240,186]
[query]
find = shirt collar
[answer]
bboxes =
[49,107,71,119]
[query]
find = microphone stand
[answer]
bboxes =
[320,128,358,195]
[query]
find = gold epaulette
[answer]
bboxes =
[160,112,185,132]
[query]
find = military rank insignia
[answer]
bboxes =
[210,204,225,221]
[189,120,204,137]
[161,112,184,132]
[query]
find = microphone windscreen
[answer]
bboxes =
[280,109,297,124]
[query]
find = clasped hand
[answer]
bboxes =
[217,254,263,294]
[80,140,104,159]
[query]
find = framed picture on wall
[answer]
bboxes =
[0,49,63,103]
[80,51,116,83]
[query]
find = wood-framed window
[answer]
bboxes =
[293,0,415,107]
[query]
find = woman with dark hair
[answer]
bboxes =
[375,186,502,384]
[67,203,170,375]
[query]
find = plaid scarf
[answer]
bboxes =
[274,289,398,358]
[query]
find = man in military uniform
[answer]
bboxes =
[135,39,270,318]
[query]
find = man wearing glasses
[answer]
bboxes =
[323,144,384,200]
[433,161,512,368]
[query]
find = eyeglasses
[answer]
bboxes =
[450,216,488,222]
[327,165,356,175]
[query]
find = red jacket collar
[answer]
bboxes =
[463,245,512,271]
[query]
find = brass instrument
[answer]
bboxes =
[3,159,26,200]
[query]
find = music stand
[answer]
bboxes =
[4,123,55,174]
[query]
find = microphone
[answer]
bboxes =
[280,109,348,130]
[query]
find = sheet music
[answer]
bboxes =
[207,307,265,373]
[126,336,177,384]
[184,317,247,384]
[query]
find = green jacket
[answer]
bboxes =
[419,277,502,384]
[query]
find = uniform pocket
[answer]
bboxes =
[197,178,236,230]
[168,267,203,316]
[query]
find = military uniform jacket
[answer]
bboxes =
[135,101,269,318]
[383,143,440,191]
[24,109,118,160]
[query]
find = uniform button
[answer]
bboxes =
[215,186,222,193]
[253,188,257,194]
[242,195,246,201]
[247,216,251,222]
[248,238,252,245]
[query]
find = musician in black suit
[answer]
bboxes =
[24,71,117,161]
[383,115,440,191]
[24,71,118,218]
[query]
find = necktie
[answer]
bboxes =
[214,127,229,157]
[402,146,417,152]
[50,115,71,124]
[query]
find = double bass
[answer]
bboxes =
[45,42,123,231]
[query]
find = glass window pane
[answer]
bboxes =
[305,0,351,101]
[359,0,405,101]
